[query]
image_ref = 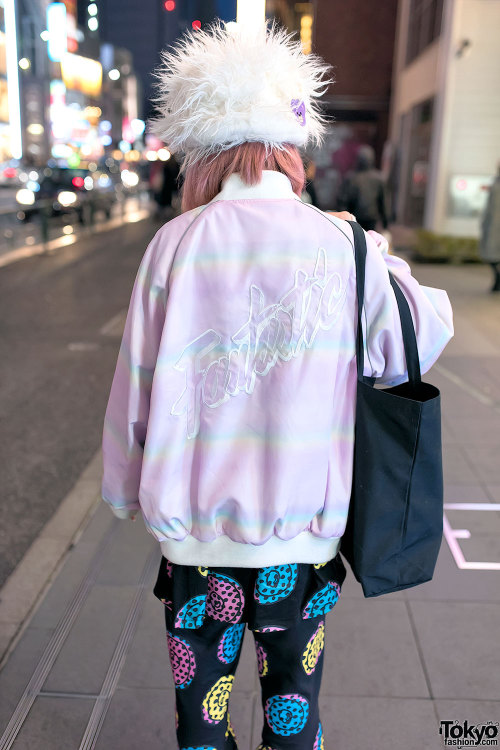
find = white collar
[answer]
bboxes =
[211,170,297,202]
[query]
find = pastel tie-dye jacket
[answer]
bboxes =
[102,171,453,567]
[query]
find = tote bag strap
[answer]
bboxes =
[348,221,421,386]
[389,274,421,384]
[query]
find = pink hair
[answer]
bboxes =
[181,142,305,212]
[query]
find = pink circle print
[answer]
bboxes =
[206,573,245,623]
[167,632,196,690]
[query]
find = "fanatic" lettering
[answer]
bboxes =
[171,247,347,438]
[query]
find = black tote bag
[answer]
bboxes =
[339,221,444,597]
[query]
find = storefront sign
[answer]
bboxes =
[61,53,102,98]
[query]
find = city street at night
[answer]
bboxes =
[0,217,499,749]
[1,0,499,748]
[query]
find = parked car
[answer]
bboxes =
[15,167,116,222]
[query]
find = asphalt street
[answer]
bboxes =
[0,217,161,587]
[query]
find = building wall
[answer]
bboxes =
[390,0,500,236]
[434,0,500,236]
[314,0,398,100]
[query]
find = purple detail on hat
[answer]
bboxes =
[291,99,306,127]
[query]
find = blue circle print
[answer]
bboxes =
[254,564,298,604]
[302,581,340,619]
[217,623,245,664]
[265,693,309,736]
[174,594,206,629]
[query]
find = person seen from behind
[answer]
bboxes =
[480,162,500,292]
[338,144,389,232]
[101,22,453,750]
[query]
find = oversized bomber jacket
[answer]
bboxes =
[102,170,454,567]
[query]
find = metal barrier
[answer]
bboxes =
[0,189,153,260]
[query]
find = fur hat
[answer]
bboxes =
[150,21,332,167]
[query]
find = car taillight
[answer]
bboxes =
[72,176,85,188]
[4,168,17,179]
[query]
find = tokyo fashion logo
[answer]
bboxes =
[439,720,499,747]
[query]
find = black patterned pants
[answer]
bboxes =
[166,609,326,750]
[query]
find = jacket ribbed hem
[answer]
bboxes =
[160,532,341,567]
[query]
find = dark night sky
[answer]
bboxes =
[96,0,238,119]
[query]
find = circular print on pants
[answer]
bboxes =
[206,573,245,623]
[314,721,325,750]
[255,642,269,677]
[254,564,298,604]
[217,623,245,664]
[302,581,340,619]
[302,621,325,675]
[174,594,206,629]
[167,633,196,690]
[265,693,309,736]
[202,674,235,724]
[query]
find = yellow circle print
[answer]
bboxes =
[313,562,327,569]
[302,621,325,675]
[225,710,236,740]
[202,675,235,724]
[198,566,209,577]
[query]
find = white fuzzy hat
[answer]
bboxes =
[150,21,332,167]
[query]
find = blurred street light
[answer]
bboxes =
[88,3,98,16]
[109,69,120,81]
[121,170,139,187]
[27,124,44,135]
[88,17,99,31]
[131,119,146,137]
[158,148,171,161]
[18,58,31,70]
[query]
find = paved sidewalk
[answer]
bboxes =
[0,260,499,750]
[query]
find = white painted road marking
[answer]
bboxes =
[443,507,500,571]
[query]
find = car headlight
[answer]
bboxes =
[121,170,139,188]
[16,188,35,206]
[57,191,77,206]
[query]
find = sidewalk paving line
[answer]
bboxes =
[0,518,120,750]
[0,450,103,667]
[78,545,159,750]
[434,363,500,412]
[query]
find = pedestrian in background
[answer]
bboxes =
[480,163,500,292]
[152,154,180,221]
[101,22,453,750]
[338,144,389,232]
[302,156,320,206]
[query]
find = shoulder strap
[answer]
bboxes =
[389,274,421,384]
[348,221,421,386]
[348,221,368,381]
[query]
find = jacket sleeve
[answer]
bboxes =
[101,237,166,517]
[361,230,454,385]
